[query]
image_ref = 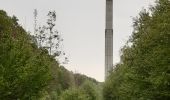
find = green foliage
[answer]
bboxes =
[0,10,51,99]
[0,10,101,100]
[59,80,100,100]
[74,73,98,87]
[59,88,87,100]
[33,10,68,64]
[80,81,100,100]
[103,0,170,100]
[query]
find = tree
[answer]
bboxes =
[80,81,99,100]
[59,88,87,100]
[0,10,51,100]
[33,10,68,64]
[103,0,170,100]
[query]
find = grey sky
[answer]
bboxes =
[0,0,155,82]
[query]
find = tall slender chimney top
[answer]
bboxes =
[105,0,113,80]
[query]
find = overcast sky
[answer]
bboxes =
[0,0,155,82]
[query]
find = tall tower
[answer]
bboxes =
[105,0,113,80]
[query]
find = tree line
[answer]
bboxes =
[0,10,101,100]
[103,0,170,99]
[0,0,170,99]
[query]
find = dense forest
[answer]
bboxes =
[0,10,101,100]
[0,0,170,100]
[103,0,170,100]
